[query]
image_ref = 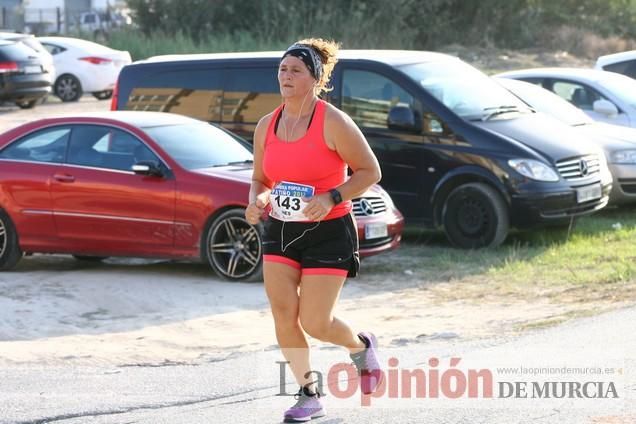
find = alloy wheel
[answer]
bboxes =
[56,75,81,101]
[207,214,262,280]
[0,218,6,258]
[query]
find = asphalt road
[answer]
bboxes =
[2,306,634,424]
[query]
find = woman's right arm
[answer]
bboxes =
[246,114,274,225]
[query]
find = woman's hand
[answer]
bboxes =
[245,196,268,225]
[302,193,335,221]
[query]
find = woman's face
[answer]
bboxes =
[278,56,316,99]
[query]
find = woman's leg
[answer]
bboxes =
[263,261,316,390]
[299,274,384,396]
[298,274,366,354]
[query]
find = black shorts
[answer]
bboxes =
[262,213,360,278]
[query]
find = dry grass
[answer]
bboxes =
[361,207,636,309]
[540,25,636,59]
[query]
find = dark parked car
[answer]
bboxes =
[0,111,403,279]
[0,39,52,109]
[113,50,613,248]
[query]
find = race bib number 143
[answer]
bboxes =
[270,181,315,222]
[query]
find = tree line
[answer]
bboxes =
[126,0,636,50]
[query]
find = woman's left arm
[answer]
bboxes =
[302,106,381,220]
[328,107,381,199]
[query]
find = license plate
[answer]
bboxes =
[365,223,388,239]
[576,183,602,203]
[24,65,41,74]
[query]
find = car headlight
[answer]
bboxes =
[610,150,636,164]
[508,159,560,182]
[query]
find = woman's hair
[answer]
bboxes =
[295,38,340,96]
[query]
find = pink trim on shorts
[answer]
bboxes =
[263,254,301,269]
[302,268,348,277]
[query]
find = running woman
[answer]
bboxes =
[245,38,383,422]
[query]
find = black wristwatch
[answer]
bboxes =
[329,188,343,205]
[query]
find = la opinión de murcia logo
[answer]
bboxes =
[275,356,620,406]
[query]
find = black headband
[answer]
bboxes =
[281,44,323,81]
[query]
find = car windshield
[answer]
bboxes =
[143,123,253,170]
[498,79,592,126]
[599,72,636,109]
[399,61,532,120]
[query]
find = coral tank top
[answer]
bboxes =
[262,100,351,221]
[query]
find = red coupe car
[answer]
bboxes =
[0,111,404,280]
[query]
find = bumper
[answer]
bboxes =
[608,163,636,205]
[0,73,52,101]
[75,64,125,93]
[356,209,404,258]
[510,180,612,227]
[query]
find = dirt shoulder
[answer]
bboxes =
[439,44,595,74]
[1,253,633,367]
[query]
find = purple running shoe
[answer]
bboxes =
[283,387,326,423]
[350,332,384,395]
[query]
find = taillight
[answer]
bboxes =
[0,61,18,73]
[79,56,112,65]
[110,79,118,110]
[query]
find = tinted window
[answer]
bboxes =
[603,60,636,79]
[143,123,252,170]
[41,42,66,55]
[67,125,157,171]
[125,68,224,121]
[223,67,280,124]
[552,80,608,110]
[0,127,70,163]
[342,69,417,128]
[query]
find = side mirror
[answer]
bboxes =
[387,106,422,133]
[593,99,618,117]
[132,160,163,177]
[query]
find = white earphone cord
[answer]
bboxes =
[281,220,320,253]
[281,86,314,142]
[279,85,320,251]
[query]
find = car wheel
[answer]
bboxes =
[0,209,23,271]
[54,74,83,102]
[442,182,509,249]
[203,209,263,281]
[72,255,108,262]
[92,90,113,100]
[15,99,37,109]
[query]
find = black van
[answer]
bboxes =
[113,50,613,248]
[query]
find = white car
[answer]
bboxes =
[496,68,636,128]
[596,50,636,79]
[38,36,131,102]
[498,77,636,205]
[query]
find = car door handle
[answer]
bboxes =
[53,173,75,183]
